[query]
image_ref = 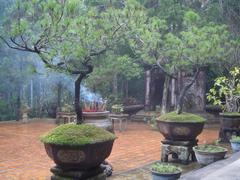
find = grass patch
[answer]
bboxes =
[194,145,227,153]
[157,111,206,123]
[221,112,240,116]
[40,124,116,146]
[152,163,181,174]
[230,136,240,143]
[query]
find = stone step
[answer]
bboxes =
[181,151,240,180]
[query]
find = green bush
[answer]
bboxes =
[41,124,116,146]
[194,145,227,153]
[157,111,206,123]
[230,136,240,143]
[152,163,181,173]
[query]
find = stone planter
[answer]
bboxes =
[219,113,240,142]
[151,170,181,180]
[44,140,115,171]
[123,104,144,116]
[83,111,113,133]
[193,145,227,166]
[230,141,240,153]
[157,121,205,141]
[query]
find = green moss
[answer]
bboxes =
[221,112,240,116]
[194,145,227,153]
[40,124,116,146]
[152,163,181,173]
[230,136,240,143]
[157,111,206,123]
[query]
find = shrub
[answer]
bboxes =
[152,163,181,174]
[41,124,116,146]
[157,111,206,123]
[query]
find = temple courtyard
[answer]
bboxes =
[0,119,219,180]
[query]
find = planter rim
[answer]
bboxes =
[193,146,228,154]
[230,140,240,143]
[156,120,205,124]
[83,111,110,116]
[43,139,115,147]
[219,113,240,118]
[151,169,182,175]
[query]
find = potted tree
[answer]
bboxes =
[207,67,240,142]
[124,10,231,140]
[193,145,227,166]
[151,162,182,180]
[1,0,126,179]
[230,136,240,152]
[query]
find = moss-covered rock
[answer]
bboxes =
[157,111,206,123]
[40,124,116,146]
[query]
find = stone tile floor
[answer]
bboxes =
[0,119,219,180]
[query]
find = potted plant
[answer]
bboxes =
[207,67,240,142]
[151,162,182,180]
[156,112,206,141]
[111,104,123,114]
[230,135,240,152]
[41,124,116,178]
[193,144,227,166]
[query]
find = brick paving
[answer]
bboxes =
[0,119,219,180]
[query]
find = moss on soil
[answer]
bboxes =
[230,136,240,143]
[157,111,206,123]
[40,124,116,146]
[194,145,227,153]
[151,163,181,173]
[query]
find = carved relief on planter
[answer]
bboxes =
[57,150,85,163]
[173,127,191,136]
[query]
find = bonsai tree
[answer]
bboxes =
[207,67,240,113]
[0,0,125,124]
[124,9,232,115]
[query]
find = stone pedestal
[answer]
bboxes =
[22,112,29,123]
[50,166,106,180]
[161,139,197,164]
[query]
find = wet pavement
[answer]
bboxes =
[0,119,219,180]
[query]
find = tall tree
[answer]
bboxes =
[0,0,125,123]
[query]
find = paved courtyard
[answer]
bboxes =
[0,119,219,180]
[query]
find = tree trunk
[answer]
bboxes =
[171,78,176,107]
[176,69,200,114]
[113,73,118,96]
[125,80,129,98]
[145,70,151,111]
[16,86,21,121]
[75,75,84,124]
[161,76,170,114]
[30,79,34,108]
[57,82,62,111]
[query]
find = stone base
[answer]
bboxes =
[50,166,106,180]
[161,140,197,164]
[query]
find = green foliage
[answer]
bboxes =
[194,145,227,153]
[157,111,206,123]
[230,136,240,143]
[111,104,123,114]
[41,124,116,146]
[207,67,240,112]
[151,163,181,174]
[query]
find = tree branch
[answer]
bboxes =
[156,59,177,79]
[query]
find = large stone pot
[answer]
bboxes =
[193,146,227,166]
[44,140,114,171]
[219,113,240,142]
[83,111,113,133]
[157,121,205,141]
[123,104,144,116]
